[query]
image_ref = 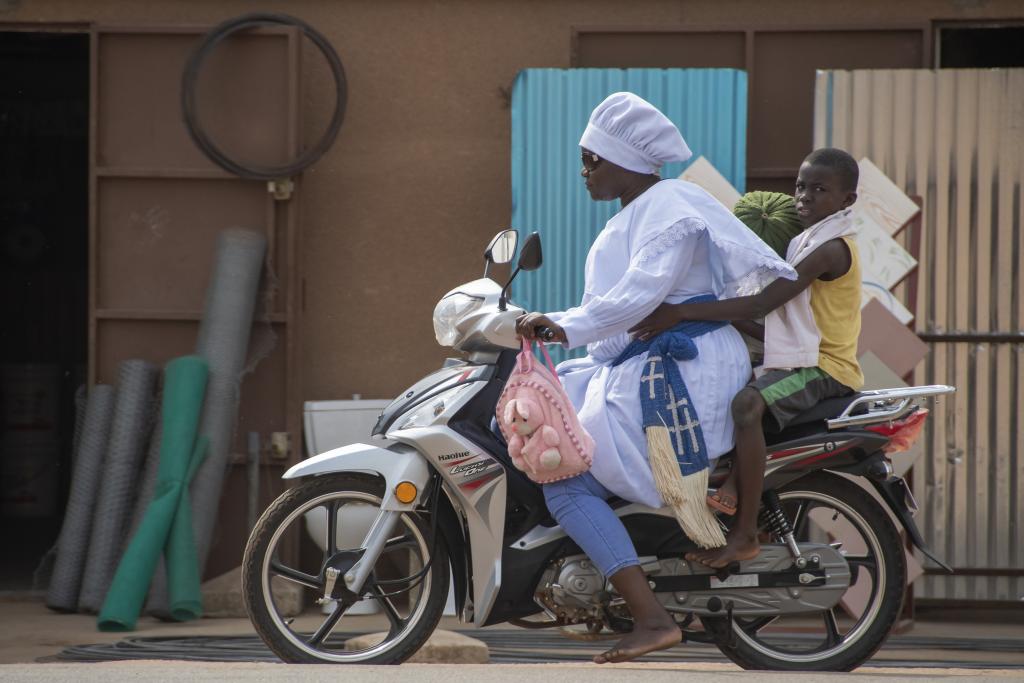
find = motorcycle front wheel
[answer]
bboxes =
[708,471,907,671]
[242,473,450,664]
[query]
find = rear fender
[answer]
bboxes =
[831,454,952,572]
[283,442,430,511]
[765,451,953,572]
[869,475,953,573]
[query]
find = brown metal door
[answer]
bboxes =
[90,25,303,578]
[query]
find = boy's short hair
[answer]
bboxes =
[804,148,859,192]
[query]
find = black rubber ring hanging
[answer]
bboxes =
[182,13,347,180]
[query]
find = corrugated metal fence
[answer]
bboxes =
[815,68,1024,601]
[510,68,747,360]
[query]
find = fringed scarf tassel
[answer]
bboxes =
[647,420,726,549]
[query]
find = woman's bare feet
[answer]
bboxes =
[593,616,682,664]
[685,530,760,569]
[594,564,682,664]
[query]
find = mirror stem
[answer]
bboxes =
[499,266,521,311]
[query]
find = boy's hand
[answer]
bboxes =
[515,312,567,343]
[629,303,681,341]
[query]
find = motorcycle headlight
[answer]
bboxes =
[433,293,483,346]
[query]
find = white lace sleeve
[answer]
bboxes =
[634,217,706,264]
[551,220,700,350]
[641,216,796,298]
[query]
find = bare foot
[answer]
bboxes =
[684,531,760,569]
[593,618,682,664]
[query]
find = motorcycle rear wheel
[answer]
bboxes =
[709,471,906,671]
[242,473,450,664]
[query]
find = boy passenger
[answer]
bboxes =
[630,148,865,567]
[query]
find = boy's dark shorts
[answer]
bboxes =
[749,367,853,433]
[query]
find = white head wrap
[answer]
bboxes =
[579,92,693,174]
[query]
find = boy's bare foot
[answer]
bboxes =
[593,617,682,664]
[684,531,760,569]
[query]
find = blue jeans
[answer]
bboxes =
[543,471,640,577]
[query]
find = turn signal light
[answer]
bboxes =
[395,481,418,504]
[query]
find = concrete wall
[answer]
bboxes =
[3,0,1021,404]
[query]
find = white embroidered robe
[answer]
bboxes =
[547,180,794,508]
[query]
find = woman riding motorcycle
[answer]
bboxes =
[515,92,795,663]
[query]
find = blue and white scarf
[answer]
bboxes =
[612,295,728,548]
[612,296,726,475]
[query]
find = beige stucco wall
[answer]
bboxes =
[3,0,1021,404]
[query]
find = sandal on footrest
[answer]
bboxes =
[706,489,737,516]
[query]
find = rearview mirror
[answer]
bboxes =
[517,232,542,271]
[484,229,518,265]
[498,231,542,311]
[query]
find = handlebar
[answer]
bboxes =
[535,326,556,342]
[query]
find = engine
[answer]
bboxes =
[534,555,609,623]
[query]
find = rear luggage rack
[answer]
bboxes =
[827,385,956,430]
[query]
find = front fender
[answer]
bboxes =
[283,442,431,511]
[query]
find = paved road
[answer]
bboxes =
[2,661,1023,682]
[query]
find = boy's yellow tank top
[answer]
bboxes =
[809,236,864,390]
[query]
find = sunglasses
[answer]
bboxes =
[581,150,602,172]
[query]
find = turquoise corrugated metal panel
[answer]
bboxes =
[510,68,748,360]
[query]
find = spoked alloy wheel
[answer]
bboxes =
[242,473,449,664]
[710,472,906,671]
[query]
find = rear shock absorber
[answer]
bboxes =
[760,490,802,560]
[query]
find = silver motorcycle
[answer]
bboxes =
[243,229,954,670]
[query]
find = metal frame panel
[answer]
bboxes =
[86,23,305,577]
[816,67,1024,602]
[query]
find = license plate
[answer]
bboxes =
[709,574,759,589]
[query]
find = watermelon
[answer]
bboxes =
[733,191,803,259]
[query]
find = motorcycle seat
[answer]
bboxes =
[771,392,866,432]
[760,392,868,446]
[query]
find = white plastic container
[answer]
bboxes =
[304,399,390,615]
[303,399,391,459]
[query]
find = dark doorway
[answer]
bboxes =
[939,26,1024,68]
[0,32,89,591]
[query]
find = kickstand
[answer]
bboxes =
[724,599,737,647]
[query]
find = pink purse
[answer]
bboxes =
[496,339,595,484]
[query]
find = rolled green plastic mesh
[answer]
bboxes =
[97,355,209,631]
[147,228,267,617]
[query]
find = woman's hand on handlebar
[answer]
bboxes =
[515,312,567,344]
